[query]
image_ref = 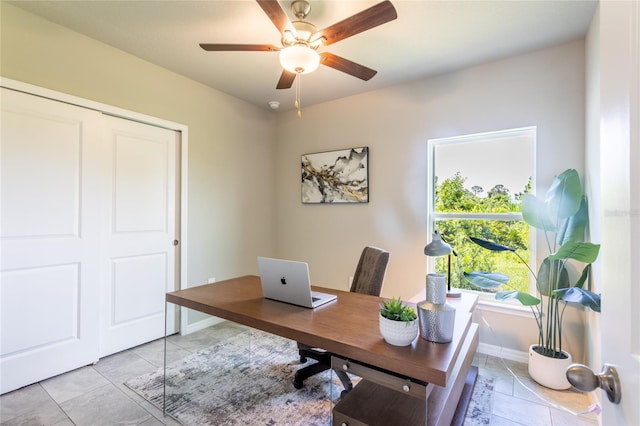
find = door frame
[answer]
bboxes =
[0,77,189,336]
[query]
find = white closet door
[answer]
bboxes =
[100,116,178,357]
[0,88,103,394]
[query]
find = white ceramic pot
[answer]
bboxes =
[379,314,419,346]
[528,344,573,390]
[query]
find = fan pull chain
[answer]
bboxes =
[295,74,302,118]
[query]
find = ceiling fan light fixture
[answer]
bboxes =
[282,30,296,45]
[309,36,327,49]
[279,45,320,74]
[291,20,317,42]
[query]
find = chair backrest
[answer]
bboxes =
[349,246,389,296]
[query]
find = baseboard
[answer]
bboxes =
[180,316,225,336]
[477,342,529,364]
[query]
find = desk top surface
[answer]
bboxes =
[166,275,477,387]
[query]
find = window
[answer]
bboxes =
[427,127,535,296]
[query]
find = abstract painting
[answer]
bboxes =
[301,147,369,203]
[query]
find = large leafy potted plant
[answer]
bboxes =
[463,169,600,390]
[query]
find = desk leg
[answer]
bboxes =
[163,300,168,417]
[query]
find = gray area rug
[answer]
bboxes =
[464,374,495,425]
[126,328,494,425]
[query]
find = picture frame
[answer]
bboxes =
[301,147,369,204]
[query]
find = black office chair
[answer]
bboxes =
[293,246,390,394]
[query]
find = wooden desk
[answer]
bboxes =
[166,275,478,425]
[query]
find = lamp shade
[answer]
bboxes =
[424,231,452,256]
[279,45,320,74]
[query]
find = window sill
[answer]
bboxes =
[412,288,536,319]
[459,289,535,319]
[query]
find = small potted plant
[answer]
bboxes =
[463,169,600,389]
[379,297,419,346]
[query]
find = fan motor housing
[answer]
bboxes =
[291,0,311,19]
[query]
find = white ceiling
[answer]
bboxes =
[9,0,597,111]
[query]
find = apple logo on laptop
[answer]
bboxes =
[280,277,287,285]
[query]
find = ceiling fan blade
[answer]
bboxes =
[256,0,295,34]
[276,70,297,89]
[200,44,279,52]
[315,1,397,47]
[320,52,377,81]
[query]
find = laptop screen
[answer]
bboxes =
[257,257,336,308]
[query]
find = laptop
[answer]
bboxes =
[257,257,337,308]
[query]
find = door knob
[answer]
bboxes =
[565,363,621,404]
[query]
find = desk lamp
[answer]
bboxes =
[419,230,457,343]
[424,231,461,298]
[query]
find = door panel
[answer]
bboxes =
[1,109,82,238]
[111,254,167,326]
[100,115,177,357]
[0,88,102,394]
[599,2,640,423]
[113,131,169,233]
[2,265,81,354]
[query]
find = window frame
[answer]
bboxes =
[427,126,537,300]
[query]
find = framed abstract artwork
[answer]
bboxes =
[301,147,369,204]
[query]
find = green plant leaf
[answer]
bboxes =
[556,197,588,246]
[573,264,591,289]
[548,241,600,263]
[522,194,555,231]
[496,290,541,306]
[400,307,417,322]
[545,169,582,223]
[463,271,509,289]
[554,287,601,312]
[380,297,416,322]
[537,258,569,295]
[469,237,516,252]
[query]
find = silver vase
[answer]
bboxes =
[418,273,456,343]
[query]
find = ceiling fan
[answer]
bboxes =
[199,0,398,90]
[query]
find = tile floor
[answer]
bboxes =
[1,322,598,426]
[471,352,598,426]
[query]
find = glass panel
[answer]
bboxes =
[160,312,252,420]
[435,218,531,293]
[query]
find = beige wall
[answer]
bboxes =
[0,3,277,295]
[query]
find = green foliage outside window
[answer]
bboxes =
[434,173,531,293]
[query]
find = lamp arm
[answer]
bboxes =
[447,254,451,290]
